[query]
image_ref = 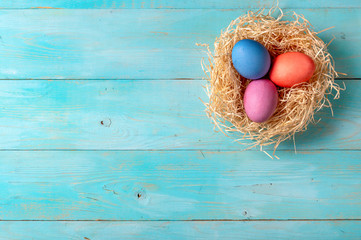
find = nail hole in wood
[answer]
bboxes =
[100,118,112,127]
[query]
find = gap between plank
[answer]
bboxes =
[0,78,358,81]
[1,8,361,10]
[0,219,360,222]
[0,149,359,152]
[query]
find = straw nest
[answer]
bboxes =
[198,8,343,154]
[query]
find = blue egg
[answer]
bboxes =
[231,39,271,80]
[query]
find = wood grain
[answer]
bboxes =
[0,79,357,150]
[0,0,360,9]
[0,150,360,220]
[0,221,360,240]
[0,9,358,79]
[0,1,359,238]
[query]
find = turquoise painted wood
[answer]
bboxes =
[0,9,359,79]
[0,0,360,239]
[0,221,360,240]
[0,150,360,220]
[0,79,358,150]
[0,0,359,9]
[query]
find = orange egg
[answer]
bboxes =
[269,52,315,88]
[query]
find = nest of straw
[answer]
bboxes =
[199,8,342,153]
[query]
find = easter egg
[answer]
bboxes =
[243,79,278,123]
[269,52,315,87]
[232,39,271,79]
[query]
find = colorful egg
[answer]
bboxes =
[269,52,315,87]
[243,79,278,123]
[232,39,271,80]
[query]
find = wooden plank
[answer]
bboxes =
[1,0,360,9]
[0,221,360,240]
[0,150,360,220]
[0,9,358,79]
[0,79,358,150]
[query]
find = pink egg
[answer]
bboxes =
[243,79,278,123]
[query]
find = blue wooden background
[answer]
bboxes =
[0,0,360,239]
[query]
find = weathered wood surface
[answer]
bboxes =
[0,0,360,9]
[0,79,357,150]
[0,150,360,220]
[0,221,360,240]
[0,9,359,79]
[0,1,360,239]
